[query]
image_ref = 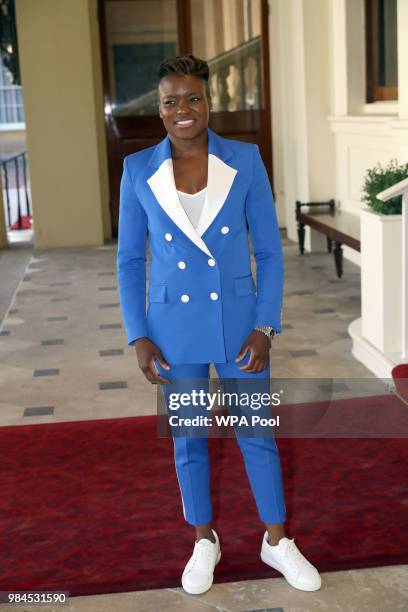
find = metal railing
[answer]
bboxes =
[1,151,31,230]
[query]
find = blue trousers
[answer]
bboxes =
[156,354,286,526]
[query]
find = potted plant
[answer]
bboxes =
[360,159,408,356]
[362,158,407,214]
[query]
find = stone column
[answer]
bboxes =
[14,0,110,248]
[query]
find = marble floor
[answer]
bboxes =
[0,233,406,611]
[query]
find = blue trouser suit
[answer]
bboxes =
[117,128,287,526]
[156,354,287,527]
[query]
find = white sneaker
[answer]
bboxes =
[261,531,322,591]
[181,529,221,595]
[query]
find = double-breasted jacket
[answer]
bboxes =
[116,127,284,364]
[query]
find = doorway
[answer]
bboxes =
[99,0,273,236]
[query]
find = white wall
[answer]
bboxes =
[327,0,408,265]
[270,0,336,250]
[270,0,408,267]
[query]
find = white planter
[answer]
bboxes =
[360,208,402,354]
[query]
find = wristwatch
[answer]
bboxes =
[254,326,277,339]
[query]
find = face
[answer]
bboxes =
[158,74,212,140]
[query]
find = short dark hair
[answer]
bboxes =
[158,54,210,97]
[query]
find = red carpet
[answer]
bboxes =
[0,413,407,596]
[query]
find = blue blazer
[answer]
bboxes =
[117,127,284,364]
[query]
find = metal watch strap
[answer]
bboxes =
[254,325,276,339]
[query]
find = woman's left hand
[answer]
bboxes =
[235,330,271,373]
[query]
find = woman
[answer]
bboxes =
[117,54,321,595]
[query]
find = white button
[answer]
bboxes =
[181,294,190,303]
[178,261,186,269]
[208,258,216,267]
[210,292,218,300]
[165,233,173,241]
[221,226,229,234]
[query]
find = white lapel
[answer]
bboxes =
[195,154,237,237]
[146,128,237,258]
[147,157,213,258]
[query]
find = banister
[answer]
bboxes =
[376,176,408,201]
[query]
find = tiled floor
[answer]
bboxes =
[1,566,404,612]
[0,235,373,427]
[0,234,406,611]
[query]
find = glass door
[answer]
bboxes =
[191,0,264,113]
[189,1,271,173]
[104,0,178,117]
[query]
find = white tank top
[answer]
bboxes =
[176,186,207,229]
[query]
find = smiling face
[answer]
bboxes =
[158,73,212,141]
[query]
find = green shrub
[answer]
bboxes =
[361,158,408,214]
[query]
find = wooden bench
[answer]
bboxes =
[295,200,360,278]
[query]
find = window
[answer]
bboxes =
[0,54,24,124]
[365,0,398,102]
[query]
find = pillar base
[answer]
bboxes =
[349,317,406,378]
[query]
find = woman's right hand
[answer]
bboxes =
[133,337,171,384]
